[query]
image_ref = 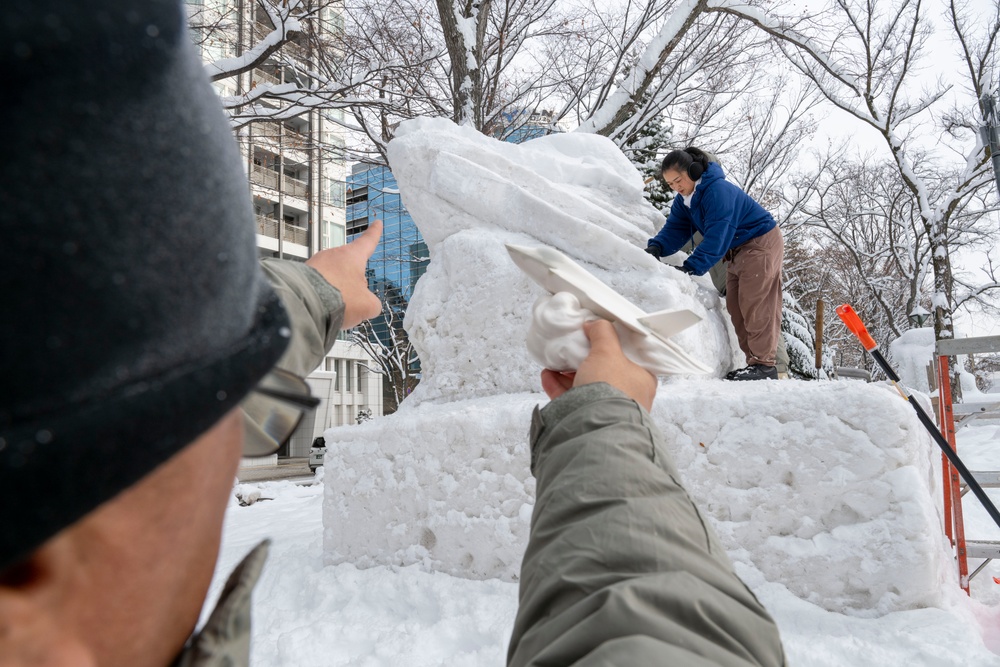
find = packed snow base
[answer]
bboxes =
[324,394,536,580]
[325,376,953,616]
[653,379,949,615]
[213,445,1000,665]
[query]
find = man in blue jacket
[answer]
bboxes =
[646,148,784,381]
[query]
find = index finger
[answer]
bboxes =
[352,219,383,259]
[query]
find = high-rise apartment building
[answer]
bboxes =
[186,0,348,259]
[346,163,428,411]
[186,0,382,460]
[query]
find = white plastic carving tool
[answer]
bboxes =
[505,243,711,375]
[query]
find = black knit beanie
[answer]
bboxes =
[0,0,291,570]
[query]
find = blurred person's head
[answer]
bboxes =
[0,1,290,664]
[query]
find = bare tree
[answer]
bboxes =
[340,0,820,160]
[341,0,577,160]
[349,281,421,413]
[190,1,338,120]
[738,0,1000,344]
[799,151,934,337]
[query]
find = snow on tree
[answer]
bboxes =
[781,290,824,379]
[741,0,1000,348]
[350,279,421,414]
[622,98,674,215]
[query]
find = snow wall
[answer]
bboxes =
[324,118,954,615]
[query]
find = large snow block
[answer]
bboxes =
[323,377,952,615]
[653,379,952,615]
[323,394,537,581]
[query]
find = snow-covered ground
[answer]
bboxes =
[210,413,1000,666]
[203,120,1000,665]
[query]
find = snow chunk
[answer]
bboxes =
[889,327,936,393]
[324,394,536,581]
[386,117,739,406]
[655,379,952,615]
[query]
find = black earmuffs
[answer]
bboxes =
[686,152,704,180]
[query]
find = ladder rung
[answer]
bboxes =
[951,402,1000,417]
[969,471,1000,487]
[965,540,1000,559]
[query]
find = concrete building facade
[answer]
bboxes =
[185,0,382,464]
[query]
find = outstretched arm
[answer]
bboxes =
[648,199,696,258]
[259,221,383,377]
[509,321,785,667]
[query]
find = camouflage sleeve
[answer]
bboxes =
[172,541,270,667]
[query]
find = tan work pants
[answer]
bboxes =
[725,226,783,367]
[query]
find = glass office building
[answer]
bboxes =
[346,163,429,347]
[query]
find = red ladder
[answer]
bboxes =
[936,336,1000,594]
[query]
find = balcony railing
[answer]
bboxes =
[255,121,310,149]
[284,125,310,148]
[284,175,309,198]
[251,164,279,190]
[256,215,308,247]
[253,20,275,41]
[284,223,308,246]
[284,40,309,63]
[256,215,279,239]
[255,121,283,140]
[250,164,309,199]
[251,68,281,88]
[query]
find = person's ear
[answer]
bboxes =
[0,540,96,665]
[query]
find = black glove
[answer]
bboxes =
[673,263,695,275]
[644,245,662,259]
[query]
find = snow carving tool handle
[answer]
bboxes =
[834,305,900,383]
[836,304,1000,532]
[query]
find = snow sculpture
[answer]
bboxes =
[323,118,951,618]
[323,117,735,582]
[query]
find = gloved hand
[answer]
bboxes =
[673,263,695,275]
[644,245,662,259]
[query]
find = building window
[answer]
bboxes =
[322,220,346,250]
[346,186,368,205]
[329,180,346,208]
[358,364,369,394]
[346,215,369,236]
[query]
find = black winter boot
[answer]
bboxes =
[725,365,779,381]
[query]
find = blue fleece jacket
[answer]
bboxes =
[647,162,776,276]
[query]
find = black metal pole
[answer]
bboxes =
[980,93,1000,202]
[869,349,1000,531]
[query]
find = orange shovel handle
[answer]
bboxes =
[835,304,877,351]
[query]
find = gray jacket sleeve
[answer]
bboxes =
[259,259,344,376]
[508,384,785,667]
